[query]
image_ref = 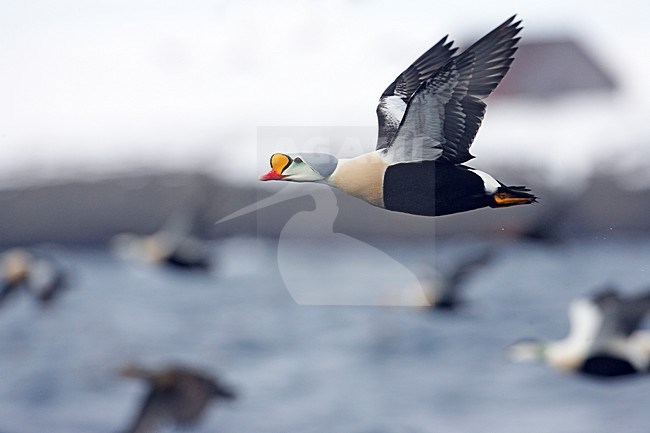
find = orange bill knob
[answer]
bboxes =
[259,153,292,181]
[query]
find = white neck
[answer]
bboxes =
[468,168,500,194]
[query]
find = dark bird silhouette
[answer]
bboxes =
[0,249,29,306]
[421,249,494,310]
[0,249,68,307]
[507,287,650,378]
[120,364,236,433]
[112,207,211,271]
[515,194,577,245]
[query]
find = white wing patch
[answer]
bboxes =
[381,69,457,164]
[376,96,409,151]
[381,95,407,120]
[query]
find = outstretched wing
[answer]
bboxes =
[593,289,650,338]
[432,249,494,308]
[446,249,494,290]
[376,36,457,150]
[124,389,168,433]
[383,16,522,164]
[25,258,67,303]
[0,280,20,307]
[618,291,650,335]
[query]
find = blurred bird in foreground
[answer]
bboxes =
[120,363,236,433]
[514,195,576,245]
[0,248,68,307]
[112,208,211,271]
[507,288,650,378]
[418,249,494,310]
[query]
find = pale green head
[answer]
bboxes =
[259,152,338,182]
[505,339,547,363]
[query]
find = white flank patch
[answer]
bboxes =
[469,169,500,194]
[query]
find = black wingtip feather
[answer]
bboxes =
[501,14,522,29]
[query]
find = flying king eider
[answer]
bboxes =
[260,16,536,217]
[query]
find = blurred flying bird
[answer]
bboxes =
[515,194,577,244]
[0,249,68,307]
[112,207,211,271]
[120,363,236,433]
[420,249,494,310]
[506,288,650,378]
[259,16,536,217]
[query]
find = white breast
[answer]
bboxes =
[327,151,388,208]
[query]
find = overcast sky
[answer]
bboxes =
[1,0,648,186]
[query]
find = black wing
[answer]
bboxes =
[446,249,494,290]
[383,16,522,164]
[25,258,67,304]
[376,36,457,150]
[123,389,169,433]
[0,280,21,308]
[594,289,650,337]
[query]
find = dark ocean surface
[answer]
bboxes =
[0,236,649,433]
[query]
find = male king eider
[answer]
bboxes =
[506,288,650,378]
[259,16,536,217]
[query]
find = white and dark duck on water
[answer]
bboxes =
[507,288,650,378]
[0,248,68,307]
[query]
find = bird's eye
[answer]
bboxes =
[294,157,303,163]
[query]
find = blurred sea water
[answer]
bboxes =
[0,236,649,433]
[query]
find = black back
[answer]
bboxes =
[383,162,490,216]
[164,239,211,271]
[580,355,639,378]
[165,253,210,270]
